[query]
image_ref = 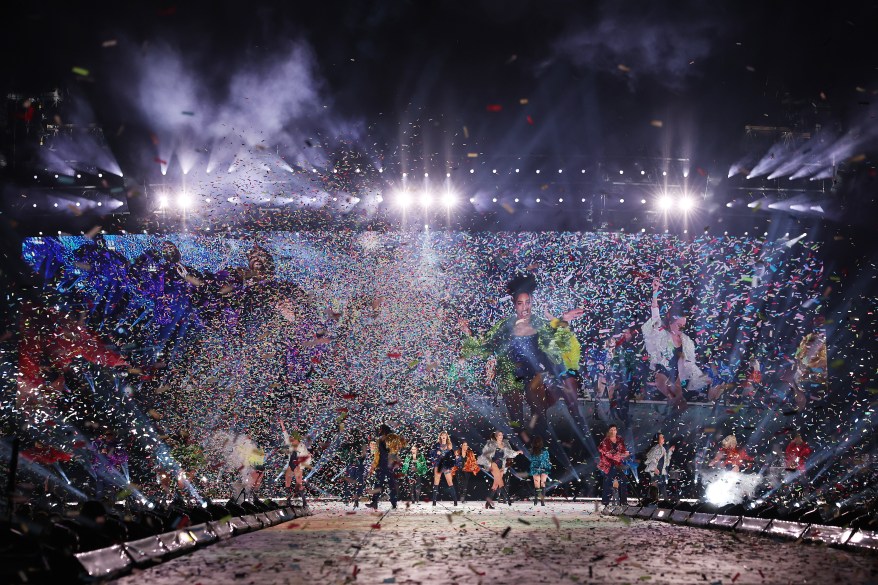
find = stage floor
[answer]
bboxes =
[111,502,877,585]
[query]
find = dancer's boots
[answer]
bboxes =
[432,486,439,506]
[450,487,458,506]
[534,488,541,506]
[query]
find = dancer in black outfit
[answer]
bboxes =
[430,431,458,506]
[366,425,405,510]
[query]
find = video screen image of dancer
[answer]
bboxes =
[15,230,833,506]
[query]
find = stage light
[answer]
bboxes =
[641,228,646,232]
[641,170,645,175]
[492,169,497,174]
[619,198,625,203]
[581,169,586,173]
[679,196,695,212]
[536,198,541,203]
[558,169,563,174]
[514,198,519,202]
[515,168,520,173]
[378,168,383,173]
[441,192,456,207]
[726,202,733,207]
[54,203,58,207]
[75,202,81,207]
[662,171,667,176]
[641,199,646,204]
[424,172,429,177]
[536,170,540,174]
[76,174,81,179]
[178,192,192,209]
[619,170,624,175]
[446,172,451,177]
[376,195,383,203]
[559,198,563,202]
[492,198,497,203]
[396,191,412,207]
[658,195,673,211]
[744,231,748,235]
[469,169,474,174]
[581,198,586,202]
[54,174,58,178]
[469,197,475,203]
[205,198,211,203]
[97,173,102,178]
[683,229,688,234]
[420,193,432,207]
[403,172,407,178]
[683,170,689,178]
[33,175,37,179]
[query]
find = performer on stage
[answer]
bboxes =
[643,433,674,499]
[461,273,583,439]
[598,424,630,509]
[343,442,370,508]
[366,425,405,510]
[402,445,428,504]
[529,435,551,506]
[478,431,522,508]
[708,435,754,472]
[430,431,458,506]
[455,441,480,504]
[642,278,709,407]
[281,422,312,506]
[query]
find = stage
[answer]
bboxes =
[109,502,877,585]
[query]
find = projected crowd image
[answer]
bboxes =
[11,230,836,509]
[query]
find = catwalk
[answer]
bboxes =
[110,502,877,584]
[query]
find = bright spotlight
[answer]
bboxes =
[158,195,168,208]
[178,192,192,209]
[679,196,695,212]
[441,192,456,207]
[658,195,673,211]
[420,193,432,207]
[396,191,412,207]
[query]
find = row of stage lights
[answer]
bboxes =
[393,168,684,177]
[150,189,698,213]
[391,191,698,212]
